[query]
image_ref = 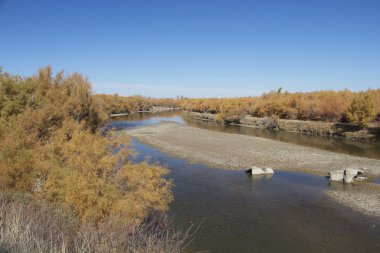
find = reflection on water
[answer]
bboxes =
[106,111,184,131]
[131,139,380,253]
[250,173,274,181]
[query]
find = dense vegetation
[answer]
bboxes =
[0,67,188,252]
[94,94,180,115]
[95,88,379,127]
[180,89,380,125]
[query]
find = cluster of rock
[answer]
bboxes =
[329,168,367,184]
[246,166,274,175]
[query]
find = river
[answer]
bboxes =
[107,112,380,253]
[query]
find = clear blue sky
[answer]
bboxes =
[0,0,379,97]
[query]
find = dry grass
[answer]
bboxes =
[0,193,194,253]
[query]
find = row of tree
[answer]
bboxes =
[94,94,180,114]
[180,89,380,126]
[94,88,379,127]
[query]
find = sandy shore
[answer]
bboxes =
[127,122,380,218]
[325,183,380,218]
[127,122,380,176]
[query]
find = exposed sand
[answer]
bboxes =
[126,122,380,176]
[325,183,380,218]
[127,122,380,218]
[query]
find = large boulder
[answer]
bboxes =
[344,169,364,184]
[263,168,274,174]
[249,166,265,175]
[344,169,359,184]
[248,166,275,175]
[329,168,365,183]
[329,170,344,181]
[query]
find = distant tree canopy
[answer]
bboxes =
[94,94,181,115]
[0,67,172,224]
[179,89,380,125]
[89,82,380,127]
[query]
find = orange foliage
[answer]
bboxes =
[94,94,180,114]
[0,67,172,224]
[180,89,380,124]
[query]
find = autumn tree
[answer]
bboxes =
[0,67,173,224]
[346,92,376,127]
[179,89,379,125]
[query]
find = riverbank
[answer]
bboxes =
[127,122,380,176]
[325,183,380,218]
[127,122,380,219]
[184,111,380,142]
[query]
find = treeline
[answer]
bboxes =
[95,88,380,126]
[94,94,180,114]
[94,89,380,126]
[180,89,380,126]
[0,67,188,252]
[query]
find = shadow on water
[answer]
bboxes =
[107,112,380,253]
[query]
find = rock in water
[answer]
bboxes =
[329,170,344,181]
[250,166,265,175]
[329,168,366,183]
[344,169,364,184]
[248,166,275,175]
[263,168,274,174]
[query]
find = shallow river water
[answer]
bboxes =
[108,112,380,253]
